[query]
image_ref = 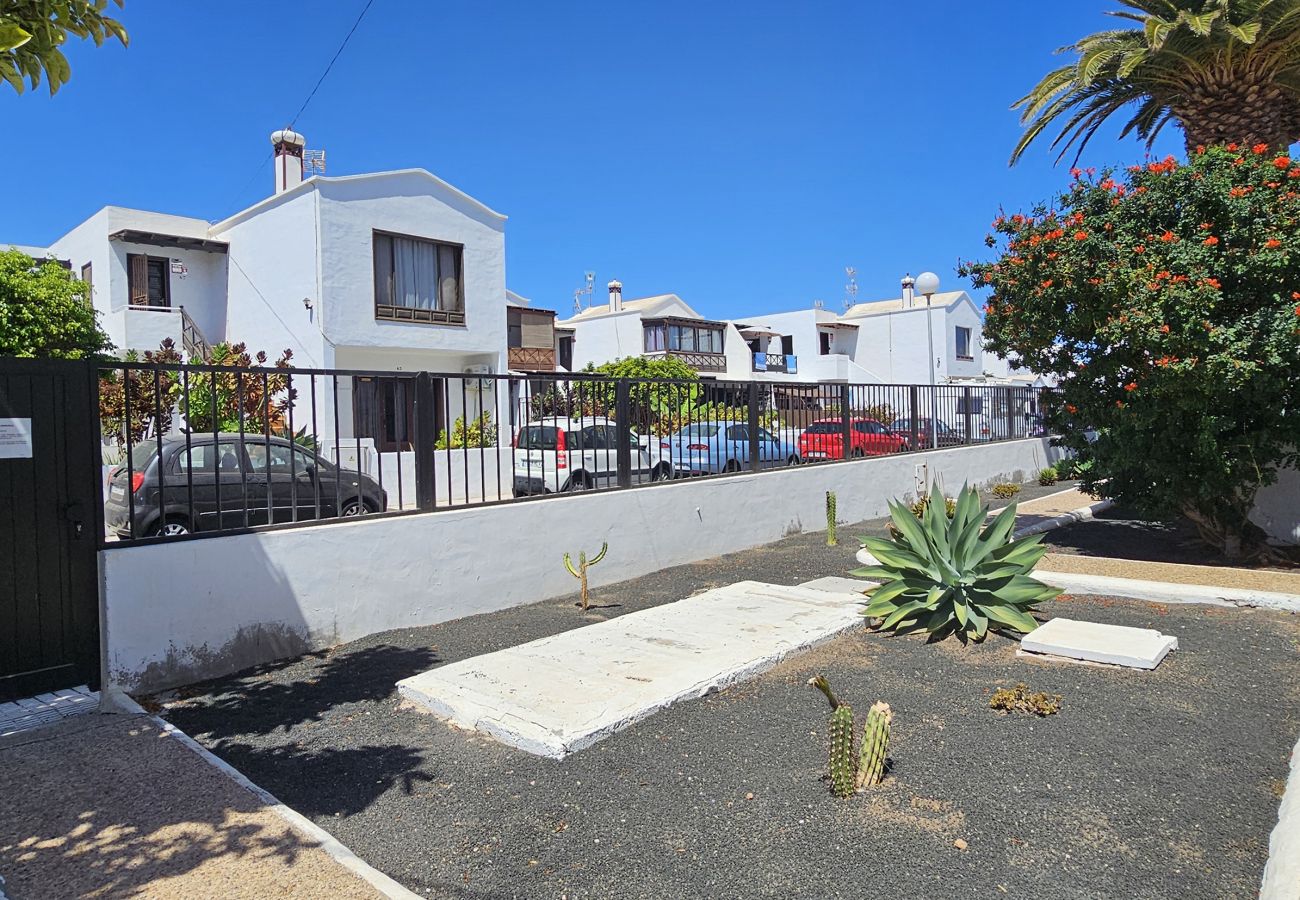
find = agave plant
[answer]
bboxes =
[850,482,1061,642]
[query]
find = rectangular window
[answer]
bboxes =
[80,262,93,307]
[819,332,831,355]
[353,375,417,452]
[955,326,973,360]
[643,324,665,352]
[667,325,682,351]
[127,254,170,307]
[558,335,574,370]
[507,308,522,348]
[373,231,464,324]
[780,335,794,356]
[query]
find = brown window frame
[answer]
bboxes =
[80,262,93,307]
[372,230,466,326]
[127,253,172,308]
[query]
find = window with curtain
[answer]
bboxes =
[955,326,973,359]
[373,232,464,324]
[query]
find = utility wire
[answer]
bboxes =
[229,0,378,211]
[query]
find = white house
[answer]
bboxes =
[21,130,513,456]
[728,307,881,384]
[839,280,985,385]
[558,281,736,375]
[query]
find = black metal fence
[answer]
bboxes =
[95,361,1047,545]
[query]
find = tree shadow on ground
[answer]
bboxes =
[0,716,379,899]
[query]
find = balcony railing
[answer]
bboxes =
[646,350,727,373]
[753,352,798,374]
[508,346,556,371]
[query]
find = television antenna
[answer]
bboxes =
[812,298,824,309]
[303,148,326,177]
[573,271,595,313]
[844,266,859,311]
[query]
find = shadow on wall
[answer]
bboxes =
[107,534,310,695]
[162,642,439,819]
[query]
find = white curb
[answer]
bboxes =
[108,697,420,900]
[1012,498,1115,538]
[1262,732,1300,900]
[1038,570,1300,613]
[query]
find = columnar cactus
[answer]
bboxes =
[809,675,856,799]
[564,542,608,611]
[826,491,838,546]
[855,701,892,790]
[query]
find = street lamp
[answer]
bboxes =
[914,271,941,449]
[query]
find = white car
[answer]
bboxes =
[512,416,672,495]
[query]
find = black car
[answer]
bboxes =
[105,433,388,538]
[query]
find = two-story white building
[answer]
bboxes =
[23,130,511,453]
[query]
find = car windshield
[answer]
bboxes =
[517,425,559,450]
[128,443,158,471]
[804,422,842,435]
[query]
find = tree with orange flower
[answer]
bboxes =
[961,146,1300,558]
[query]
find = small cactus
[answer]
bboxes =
[826,491,838,546]
[855,701,892,790]
[563,542,608,611]
[809,676,856,799]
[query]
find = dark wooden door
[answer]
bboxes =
[0,359,101,701]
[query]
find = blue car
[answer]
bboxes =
[660,421,801,474]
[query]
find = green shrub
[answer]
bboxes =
[436,412,497,450]
[1053,457,1077,479]
[851,482,1061,642]
[991,482,1022,499]
[885,492,956,540]
[1037,467,1059,486]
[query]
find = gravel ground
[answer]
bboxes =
[159,479,1300,899]
[1043,506,1300,572]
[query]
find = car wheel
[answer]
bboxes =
[723,459,742,473]
[787,454,802,466]
[565,473,593,492]
[851,448,865,459]
[651,463,672,482]
[154,518,191,537]
[340,499,374,517]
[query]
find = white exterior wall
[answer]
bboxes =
[852,298,984,384]
[564,312,646,369]
[314,174,507,373]
[100,437,1066,692]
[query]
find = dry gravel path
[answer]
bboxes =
[0,714,382,900]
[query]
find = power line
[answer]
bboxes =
[229,0,378,211]
[289,0,377,130]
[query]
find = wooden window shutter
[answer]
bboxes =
[128,254,148,306]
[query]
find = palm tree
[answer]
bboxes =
[1011,0,1300,164]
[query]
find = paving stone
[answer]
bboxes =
[397,580,865,758]
[1020,617,1178,669]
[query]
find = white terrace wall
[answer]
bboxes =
[100,437,1066,693]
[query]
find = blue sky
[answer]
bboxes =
[1,1,1183,320]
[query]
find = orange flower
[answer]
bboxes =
[1124,382,1138,392]
[1116,400,1125,409]
[1040,279,1054,288]
[1196,145,1206,154]
[1156,271,1171,281]
[1266,238,1283,249]
[1292,292,1300,300]
[1159,230,1176,242]
[1156,355,1176,367]
[1228,143,1240,151]
[1065,404,1078,414]
[1200,222,1213,230]
[1159,324,1170,333]
[1253,143,1270,155]
[1074,230,1088,241]
[1203,235,1220,246]
[1205,277,1222,290]
[1290,169,1300,179]
[1277,156,1293,169]
[1134,245,1146,254]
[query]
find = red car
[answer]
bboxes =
[798,418,910,460]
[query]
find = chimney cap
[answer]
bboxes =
[607,280,622,290]
[271,129,306,149]
[900,273,915,286]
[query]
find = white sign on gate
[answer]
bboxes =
[0,417,33,459]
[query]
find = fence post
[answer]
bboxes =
[1004,387,1017,440]
[747,381,761,472]
[962,386,973,444]
[414,372,437,510]
[615,378,632,489]
[908,385,920,451]
[840,382,852,459]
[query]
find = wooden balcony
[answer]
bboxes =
[645,350,727,373]
[508,346,556,371]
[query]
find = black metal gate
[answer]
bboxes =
[0,359,101,701]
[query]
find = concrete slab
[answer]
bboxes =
[1020,617,1178,670]
[799,576,875,593]
[396,580,865,759]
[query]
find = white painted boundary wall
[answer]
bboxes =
[377,447,514,509]
[100,437,1063,693]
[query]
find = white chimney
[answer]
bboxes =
[900,273,916,309]
[271,129,307,194]
[608,280,623,312]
